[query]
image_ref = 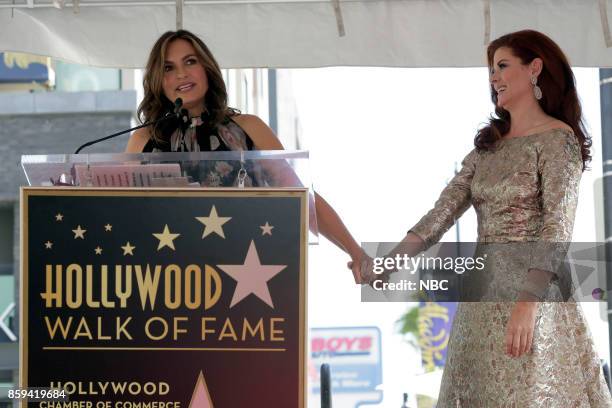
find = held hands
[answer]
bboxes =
[504,300,538,358]
[347,250,394,285]
[347,250,375,284]
[345,233,424,285]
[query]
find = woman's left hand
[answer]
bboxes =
[504,301,538,358]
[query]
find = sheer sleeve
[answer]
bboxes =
[409,149,478,250]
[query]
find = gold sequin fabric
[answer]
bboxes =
[411,129,612,407]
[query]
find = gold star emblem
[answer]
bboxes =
[44,241,53,249]
[72,225,86,239]
[195,206,231,239]
[104,224,112,232]
[94,246,103,255]
[55,213,63,222]
[153,225,180,251]
[260,222,274,236]
[121,242,135,256]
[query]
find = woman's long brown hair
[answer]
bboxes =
[138,30,233,144]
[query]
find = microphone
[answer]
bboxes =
[179,108,190,125]
[74,98,184,154]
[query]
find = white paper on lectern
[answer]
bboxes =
[73,164,182,187]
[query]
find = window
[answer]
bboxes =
[54,61,120,92]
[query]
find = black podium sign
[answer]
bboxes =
[20,187,307,408]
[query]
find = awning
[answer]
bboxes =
[0,0,611,68]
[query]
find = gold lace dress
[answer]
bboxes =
[410,129,612,407]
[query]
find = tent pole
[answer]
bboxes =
[176,0,183,29]
[600,68,612,379]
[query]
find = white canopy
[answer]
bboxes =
[1,0,611,68]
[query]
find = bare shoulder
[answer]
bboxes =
[231,113,260,127]
[231,113,269,135]
[231,113,284,150]
[125,127,151,153]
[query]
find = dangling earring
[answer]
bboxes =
[531,76,542,100]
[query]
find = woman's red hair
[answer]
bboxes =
[475,29,591,170]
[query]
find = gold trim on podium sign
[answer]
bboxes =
[19,186,309,408]
[19,187,29,406]
[42,347,287,351]
[299,186,308,408]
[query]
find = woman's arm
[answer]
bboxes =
[235,114,366,283]
[409,148,478,250]
[363,150,477,283]
[521,132,583,299]
[125,128,151,153]
[313,192,363,263]
[506,131,582,358]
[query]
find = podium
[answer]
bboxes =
[20,151,313,408]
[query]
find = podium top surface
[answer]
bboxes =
[21,150,309,164]
[21,150,312,190]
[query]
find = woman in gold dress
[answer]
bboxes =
[373,30,612,407]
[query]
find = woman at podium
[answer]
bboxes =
[125,29,368,284]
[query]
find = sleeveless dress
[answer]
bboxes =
[142,115,262,187]
[410,129,612,407]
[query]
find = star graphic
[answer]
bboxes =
[195,206,231,239]
[217,240,287,308]
[94,246,103,255]
[121,242,135,256]
[55,213,63,222]
[260,222,274,236]
[72,225,86,239]
[104,224,112,232]
[188,371,214,408]
[153,225,180,251]
[44,241,53,249]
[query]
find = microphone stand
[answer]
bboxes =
[56,113,176,186]
[74,112,180,154]
[74,98,185,154]
[58,100,185,186]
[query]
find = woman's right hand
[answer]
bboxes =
[348,251,397,286]
[347,251,375,284]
